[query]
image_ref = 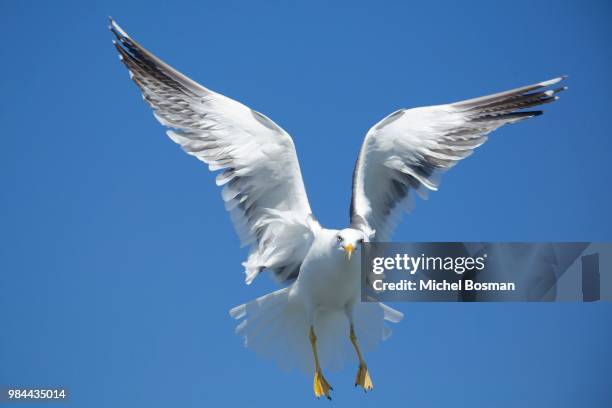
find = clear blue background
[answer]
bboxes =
[1,1,611,407]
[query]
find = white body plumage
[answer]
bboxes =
[230,227,402,373]
[295,229,362,316]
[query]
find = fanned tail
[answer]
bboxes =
[230,287,403,373]
[230,287,312,372]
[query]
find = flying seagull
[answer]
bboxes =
[109,18,565,399]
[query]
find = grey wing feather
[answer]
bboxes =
[351,77,567,241]
[110,18,318,284]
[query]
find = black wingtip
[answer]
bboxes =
[471,110,543,123]
[519,110,543,118]
[108,17,129,42]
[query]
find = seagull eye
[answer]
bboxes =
[359,238,364,245]
[337,235,343,242]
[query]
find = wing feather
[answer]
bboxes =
[351,77,567,240]
[110,19,318,284]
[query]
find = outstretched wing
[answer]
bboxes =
[350,77,567,241]
[110,19,318,284]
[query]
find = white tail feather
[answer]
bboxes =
[230,286,403,373]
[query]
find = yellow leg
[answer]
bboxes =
[310,326,333,399]
[350,325,373,392]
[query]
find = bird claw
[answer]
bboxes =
[314,370,333,400]
[355,363,373,392]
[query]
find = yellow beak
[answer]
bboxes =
[344,244,354,260]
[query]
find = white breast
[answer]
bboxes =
[293,229,361,314]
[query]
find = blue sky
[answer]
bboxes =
[1,0,611,407]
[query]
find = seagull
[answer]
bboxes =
[109,18,566,399]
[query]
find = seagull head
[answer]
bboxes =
[336,228,366,261]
